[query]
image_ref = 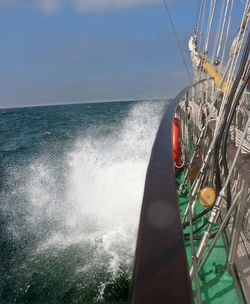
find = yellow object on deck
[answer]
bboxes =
[199,187,216,207]
[187,165,198,181]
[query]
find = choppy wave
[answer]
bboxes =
[1,100,168,303]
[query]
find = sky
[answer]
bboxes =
[0,0,246,108]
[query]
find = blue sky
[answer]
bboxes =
[0,0,246,108]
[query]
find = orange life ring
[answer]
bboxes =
[173,118,183,169]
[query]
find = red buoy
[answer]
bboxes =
[173,117,183,169]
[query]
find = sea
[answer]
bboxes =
[0,99,169,304]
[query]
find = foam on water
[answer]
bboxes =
[1,100,168,303]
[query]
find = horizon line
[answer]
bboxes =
[0,97,172,110]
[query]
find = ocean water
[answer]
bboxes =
[0,100,169,304]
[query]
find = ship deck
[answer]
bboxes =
[177,170,245,303]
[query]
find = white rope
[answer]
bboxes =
[215,0,231,64]
[204,100,217,118]
[231,170,241,199]
[204,0,218,54]
[189,100,203,144]
[219,0,234,69]
[196,0,205,35]
[199,0,207,49]
[235,128,250,153]
[211,0,226,64]
[214,3,249,136]
[203,0,214,54]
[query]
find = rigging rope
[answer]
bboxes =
[215,0,231,64]
[219,0,234,67]
[203,0,214,54]
[211,0,226,64]
[214,27,250,202]
[163,0,192,83]
[205,0,218,54]
[199,0,207,49]
[194,0,201,33]
[195,0,205,35]
[213,2,249,138]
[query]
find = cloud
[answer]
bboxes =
[0,0,172,14]
[31,0,64,14]
[0,0,63,14]
[0,0,25,8]
[71,0,160,12]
